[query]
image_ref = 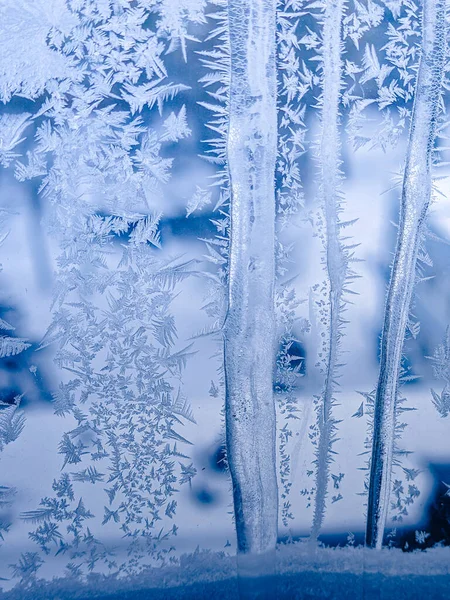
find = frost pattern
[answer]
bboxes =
[0,0,205,579]
[275,2,309,530]
[0,0,450,586]
[23,226,198,573]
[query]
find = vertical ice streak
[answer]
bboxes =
[311,0,346,539]
[366,0,447,550]
[224,0,279,557]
